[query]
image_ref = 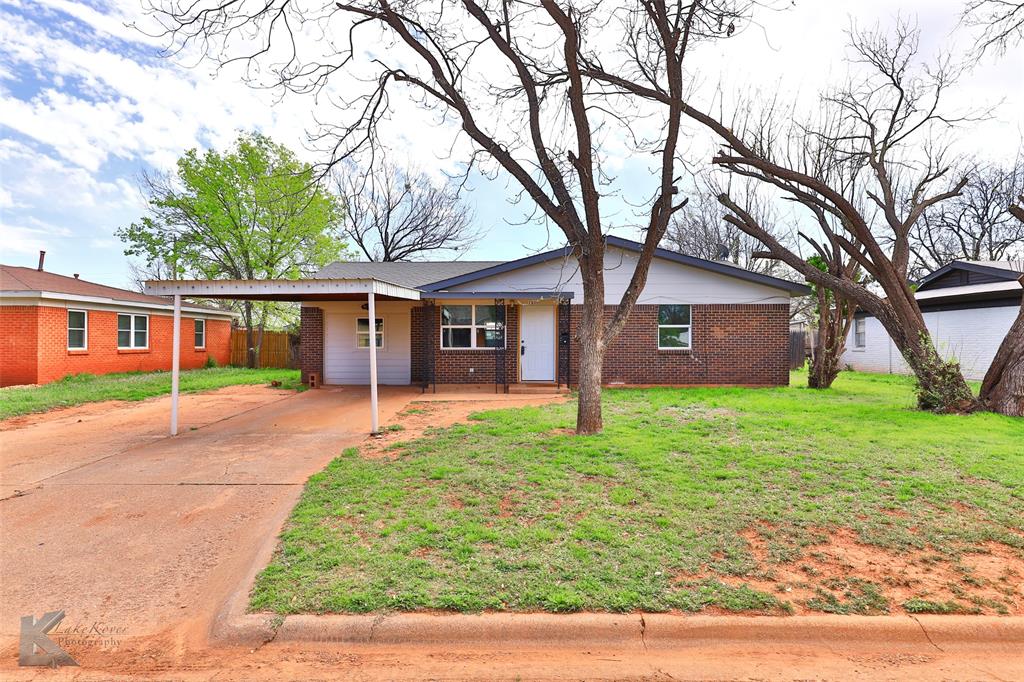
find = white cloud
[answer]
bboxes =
[0,218,72,255]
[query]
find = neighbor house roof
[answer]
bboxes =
[1,264,236,316]
[890,259,1024,312]
[314,260,504,289]
[916,259,1024,291]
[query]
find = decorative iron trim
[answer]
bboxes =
[558,296,571,388]
[494,299,508,394]
[423,299,436,393]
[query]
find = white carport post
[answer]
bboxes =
[367,288,379,434]
[170,294,181,436]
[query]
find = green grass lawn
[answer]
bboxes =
[0,367,302,420]
[250,371,1024,616]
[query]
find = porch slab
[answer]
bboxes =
[414,384,569,400]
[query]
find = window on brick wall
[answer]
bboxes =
[356,318,384,348]
[854,317,866,348]
[194,319,206,348]
[67,309,87,350]
[117,313,149,349]
[657,304,691,349]
[441,304,505,348]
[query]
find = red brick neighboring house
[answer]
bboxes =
[1,264,236,387]
[298,237,810,389]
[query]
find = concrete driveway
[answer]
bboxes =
[0,384,418,652]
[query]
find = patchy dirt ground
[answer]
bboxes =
[3,389,1022,680]
[707,526,1024,616]
[363,396,567,459]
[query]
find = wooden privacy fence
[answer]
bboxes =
[230,329,298,368]
[789,330,808,370]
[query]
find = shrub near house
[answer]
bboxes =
[0,263,235,387]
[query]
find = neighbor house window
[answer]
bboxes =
[854,318,866,348]
[67,309,87,350]
[117,313,148,349]
[194,319,206,348]
[356,318,384,348]
[657,304,691,349]
[440,305,505,348]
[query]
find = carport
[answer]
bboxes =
[144,278,422,436]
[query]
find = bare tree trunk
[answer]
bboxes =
[877,310,975,411]
[808,289,856,389]
[979,294,1024,416]
[244,301,256,369]
[255,321,265,370]
[575,259,607,435]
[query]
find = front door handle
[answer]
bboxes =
[520,340,526,356]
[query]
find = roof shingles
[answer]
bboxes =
[0,265,229,313]
[314,260,503,289]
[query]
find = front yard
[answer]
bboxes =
[251,371,1024,616]
[0,367,302,420]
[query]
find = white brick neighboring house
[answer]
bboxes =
[841,260,1024,381]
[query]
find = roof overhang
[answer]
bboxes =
[915,280,1023,301]
[426,291,574,300]
[0,290,238,318]
[144,278,422,302]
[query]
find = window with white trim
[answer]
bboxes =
[440,305,505,349]
[117,313,149,349]
[356,318,384,348]
[194,319,206,348]
[67,309,87,350]
[657,304,691,349]
[854,317,866,348]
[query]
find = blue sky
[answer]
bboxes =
[1,0,1021,288]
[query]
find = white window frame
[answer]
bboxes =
[117,313,149,350]
[853,317,866,349]
[440,304,506,349]
[356,317,384,349]
[67,309,88,350]
[657,304,692,350]
[194,318,206,349]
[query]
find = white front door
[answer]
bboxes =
[520,305,556,382]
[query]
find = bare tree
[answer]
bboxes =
[336,162,481,261]
[805,255,859,389]
[621,20,986,411]
[148,0,754,433]
[962,0,1024,56]
[664,177,788,276]
[128,259,174,293]
[904,157,1024,278]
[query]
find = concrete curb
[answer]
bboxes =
[212,610,1024,652]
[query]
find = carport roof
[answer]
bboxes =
[144,277,422,301]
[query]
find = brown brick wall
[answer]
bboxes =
[569,304,789,386]
[1,305,232,387]
[411,303,520,384]
[302,300,788,387]
[299,306,324,385]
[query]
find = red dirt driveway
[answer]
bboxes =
[0,385,418,649]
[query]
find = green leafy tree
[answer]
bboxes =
[118,133,347,367]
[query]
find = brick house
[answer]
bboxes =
[297,237,810,389]
[1,263,236,387]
